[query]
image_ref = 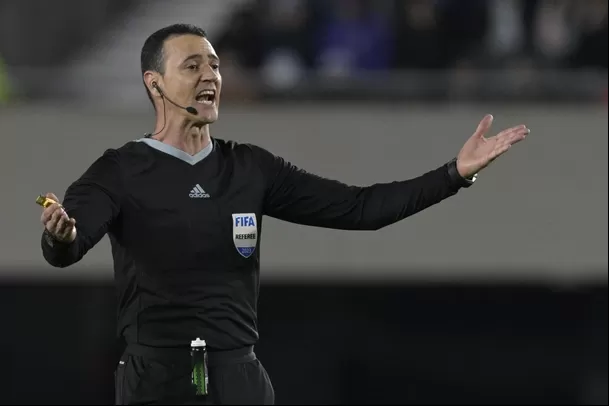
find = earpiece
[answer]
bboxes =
[149,81,198,116]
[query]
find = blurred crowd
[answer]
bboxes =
[0,0,606,104]
[215,0,608,95]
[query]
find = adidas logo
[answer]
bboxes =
[189,184,210,198]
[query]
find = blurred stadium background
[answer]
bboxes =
[0,0,607,404]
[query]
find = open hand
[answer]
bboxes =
[456,115,529,179]
[40,193,77,243]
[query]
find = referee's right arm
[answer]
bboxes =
[40,149,122,268]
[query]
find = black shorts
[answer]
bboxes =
[114,344,275,405]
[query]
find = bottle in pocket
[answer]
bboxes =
[191,337,209,396]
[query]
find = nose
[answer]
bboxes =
[201,65,219,83]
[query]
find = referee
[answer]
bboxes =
[39,24,529,405]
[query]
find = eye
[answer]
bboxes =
[187,64,198,71]
[211,63,220,71]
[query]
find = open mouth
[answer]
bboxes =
[195,89,216,105]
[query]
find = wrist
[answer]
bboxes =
[447,158,476,188]
[43,229,75,247]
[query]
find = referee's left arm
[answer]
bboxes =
[253,146,472,231]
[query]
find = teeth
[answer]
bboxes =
[195,90,215,106]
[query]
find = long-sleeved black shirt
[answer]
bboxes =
[41,137,468,350]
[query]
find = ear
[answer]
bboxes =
[143,71,161,96]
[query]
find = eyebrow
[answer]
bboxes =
[182,53,220,64]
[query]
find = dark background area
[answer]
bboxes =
[1,272,606,405]
[0,0,137,67]
[0,0,607,104]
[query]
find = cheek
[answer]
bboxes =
[170,78,191,96]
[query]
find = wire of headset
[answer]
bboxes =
[146,82,198,138]
[146,84,168,138]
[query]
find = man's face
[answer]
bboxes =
[160,34,222,123]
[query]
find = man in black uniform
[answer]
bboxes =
[39,24,529,405]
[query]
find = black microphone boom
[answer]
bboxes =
[184,106,198,115]
[153,83,198,115]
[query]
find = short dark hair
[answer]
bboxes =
[140,24,207,108]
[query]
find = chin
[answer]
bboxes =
[194,109,218,125]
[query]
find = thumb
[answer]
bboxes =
[45,192,60,203]
[473,114,494,139]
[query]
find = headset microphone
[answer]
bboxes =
[152,82,198,115]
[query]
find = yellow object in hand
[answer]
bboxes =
[36,195,58,208]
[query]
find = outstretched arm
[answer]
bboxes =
[259,115,529,230]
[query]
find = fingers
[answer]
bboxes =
[40,203,62,225]
[488,143,512,162]
[56,213,68,234]
[56,218,76,241]
[39,192,63,222]
[474,114,494,138]
[489,125,529,161]
[40,202,76,241]
[46,192,60,202]
[45,205,65,233]
[494,124,527,140]
[508,125,529,145]
[492,125,529,152]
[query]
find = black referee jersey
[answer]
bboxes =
[41,136,470,350]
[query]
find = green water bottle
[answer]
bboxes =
[191,337,209,396]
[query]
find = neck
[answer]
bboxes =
[151,115,211,156]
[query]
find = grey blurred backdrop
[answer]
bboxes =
[1,104,607,281]
[0,0,607,405]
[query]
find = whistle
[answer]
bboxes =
[35,195,59,208]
